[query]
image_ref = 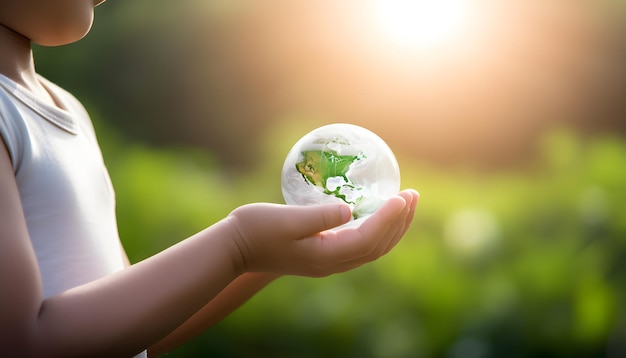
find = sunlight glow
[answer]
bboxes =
[369,0,472,50]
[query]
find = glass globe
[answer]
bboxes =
[281,123,401,222]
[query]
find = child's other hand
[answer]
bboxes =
[226,189,418,277]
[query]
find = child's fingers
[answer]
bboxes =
[363,190,416,257]
[382,189,419,253]
[313,193,408,264]
[403,190,419,232]
[321,190,418,268]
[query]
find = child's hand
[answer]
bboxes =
[226,189,418,277]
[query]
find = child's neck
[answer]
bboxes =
[0,23,59,108]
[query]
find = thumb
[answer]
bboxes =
[289,203,352,236]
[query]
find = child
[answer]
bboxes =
[0,1,419,357]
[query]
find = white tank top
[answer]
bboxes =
[0,74,147,357]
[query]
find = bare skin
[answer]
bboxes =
[0,1,419,357]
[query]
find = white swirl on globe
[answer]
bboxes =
[281,123,401,223]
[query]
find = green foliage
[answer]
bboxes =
[97,120,626,357]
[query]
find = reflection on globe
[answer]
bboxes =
[281,123,401,222]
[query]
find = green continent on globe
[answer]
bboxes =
[295,149,365,205]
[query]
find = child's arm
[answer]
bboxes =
[119,242,280,356]
[0,138,418,357]
[148,272,280,356]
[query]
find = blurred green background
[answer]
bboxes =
[34,0,626,357]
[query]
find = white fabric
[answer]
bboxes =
[0,74,146,358]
